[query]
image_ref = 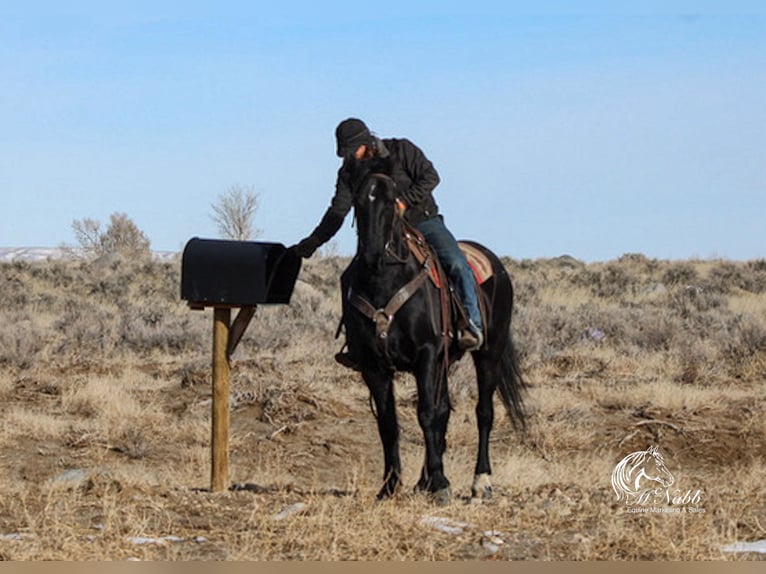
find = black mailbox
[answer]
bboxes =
[181,238,301,307]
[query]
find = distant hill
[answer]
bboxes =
[0,247,178,263]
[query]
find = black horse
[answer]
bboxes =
[340,156,526,505]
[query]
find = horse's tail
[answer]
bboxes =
[497,330,527,431]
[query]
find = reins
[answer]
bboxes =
[370,172,410,263]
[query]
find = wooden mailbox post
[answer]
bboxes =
[181,238,301,492]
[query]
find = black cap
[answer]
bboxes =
[335,118,371,157]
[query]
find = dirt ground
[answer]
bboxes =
[1,256,765,560]
[1,351,765,560]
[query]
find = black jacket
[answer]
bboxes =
[307,137,440,246]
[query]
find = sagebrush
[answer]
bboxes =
[0,253,764,560]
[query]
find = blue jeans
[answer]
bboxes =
[417,216,482,331]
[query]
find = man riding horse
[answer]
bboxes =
[293,118,484,360]
[293,118,525,503]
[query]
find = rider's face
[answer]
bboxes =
[353,144,368,160]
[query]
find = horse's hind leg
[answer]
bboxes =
[363,370,401,500]
[472,355,497,499]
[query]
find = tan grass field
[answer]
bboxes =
[0,253,764,560]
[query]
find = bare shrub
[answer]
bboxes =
[210,185,262,241]
[744,259,766,293]
[668,285,724,321]
[706,261,745,294]
[617,252,660,273]
[0,311,48,369]
[622,308,678,352]
[54,299,119,355]
[112,427,152,460]
[707,259,766,294]
[0,264,31,307]
[721,313,766,365]
[567,262,645,299]
[674,339,720,385]
[70,212,151,260]
[661,261,699,287]
[118,304,204,354]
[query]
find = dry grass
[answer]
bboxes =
[0,253,764,560]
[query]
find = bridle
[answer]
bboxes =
[362,172,409,264]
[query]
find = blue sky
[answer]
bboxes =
[1,1,764,261]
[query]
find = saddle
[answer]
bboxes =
[401,224,493,346]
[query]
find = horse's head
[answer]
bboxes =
[349,156,400,269]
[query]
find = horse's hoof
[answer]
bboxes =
[376,483,400,501]
[413,479,429,494]
[431,487,452,507]
[471,473,493,500]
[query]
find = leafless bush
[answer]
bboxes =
[0,261,34,307]
[722,313,766,363]
[210,185,262,241]
[668,285,725,321]
[70,212,151,260]
[661,261,699,287]
[0,310,46,369]
[118,304,203,354]
[707,259,766,294]
[568,262,648,299]
[54,299,119,355]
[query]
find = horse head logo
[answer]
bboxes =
[611,445,675,502]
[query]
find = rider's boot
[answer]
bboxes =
[458,319,484,352]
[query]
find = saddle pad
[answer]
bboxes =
[459,242,494,285]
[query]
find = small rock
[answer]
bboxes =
[722,540,766,554]
[419,516,468,536]
[0,533,26,541]
[481,530,507,554]
[49,468,90,490]
[274,502,307,521]
[644,283,668,297]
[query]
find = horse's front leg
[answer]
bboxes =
[363,368,401,500]
[414,347,452,505]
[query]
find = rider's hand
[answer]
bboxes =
[291,235,321,259]
[395,198,407,217]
